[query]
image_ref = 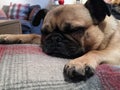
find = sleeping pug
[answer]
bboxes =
[0,0,120,81]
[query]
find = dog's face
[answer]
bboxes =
[40,0,110,59]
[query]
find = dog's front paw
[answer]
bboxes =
[0,34,22,44]
[0,35,10,44]
[63,58,96,82]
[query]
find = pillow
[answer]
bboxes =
[0,9,7,19]
[2,5,10,16]
[8,3,30,20]
[28,5,41,21]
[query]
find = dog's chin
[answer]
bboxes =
[48,52,84,59]
[42,46,85,59]
[41,33,85,59]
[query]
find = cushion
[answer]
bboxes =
[2,5,9,17]
[107,4,120,19]
[28,5,40,21]
[111,5,120,19]
[0,44,120,89]
[0,44,100,89]
[0,9,7,19]
[8,3,30,20]
[19,19,32,34]
[31,19,43,34]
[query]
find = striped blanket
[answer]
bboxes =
[0,44,120,90]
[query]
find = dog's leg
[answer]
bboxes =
[0,34,41,44]
[64,31,120,81]
[64,48,120,81]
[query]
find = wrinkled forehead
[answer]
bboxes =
[43,4,93,31]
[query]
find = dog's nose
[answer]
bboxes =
[43,33,64,50]
[49,33,64,43]
[51,35,62,42]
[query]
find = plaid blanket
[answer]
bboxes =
[0,44,119,90]
[96,64,120,90]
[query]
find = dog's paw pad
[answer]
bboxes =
[0,37,7,44]
[63,64,95,82]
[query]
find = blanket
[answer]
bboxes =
[96,64,120,90]
[0,44,119,90]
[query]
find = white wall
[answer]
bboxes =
[0,0,86,9]
[0,0,51,9]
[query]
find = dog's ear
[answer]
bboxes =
[32,9,48,26]
[85,0,111,25]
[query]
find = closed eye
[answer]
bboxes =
[64,26,86,34]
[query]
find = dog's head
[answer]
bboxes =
[35,0,111,59]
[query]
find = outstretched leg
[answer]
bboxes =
[0,34,41,44]
[64,31,120,81]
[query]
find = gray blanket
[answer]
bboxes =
[1,44,119,90]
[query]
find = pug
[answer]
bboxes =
[0,0,120,81]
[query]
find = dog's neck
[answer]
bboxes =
[98,15,119,49]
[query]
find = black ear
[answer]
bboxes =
[32,9,48,26]
[85,0,111,25]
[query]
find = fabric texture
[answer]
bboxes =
[0,44,119,90]
[28,5,41,21]
[96,64,120,90]
[8,3,30,20]
[107,4,120,19]
[2,5,9,17]
[1,5,43,34]
[19,19,32,34]
[0,9,7,19]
